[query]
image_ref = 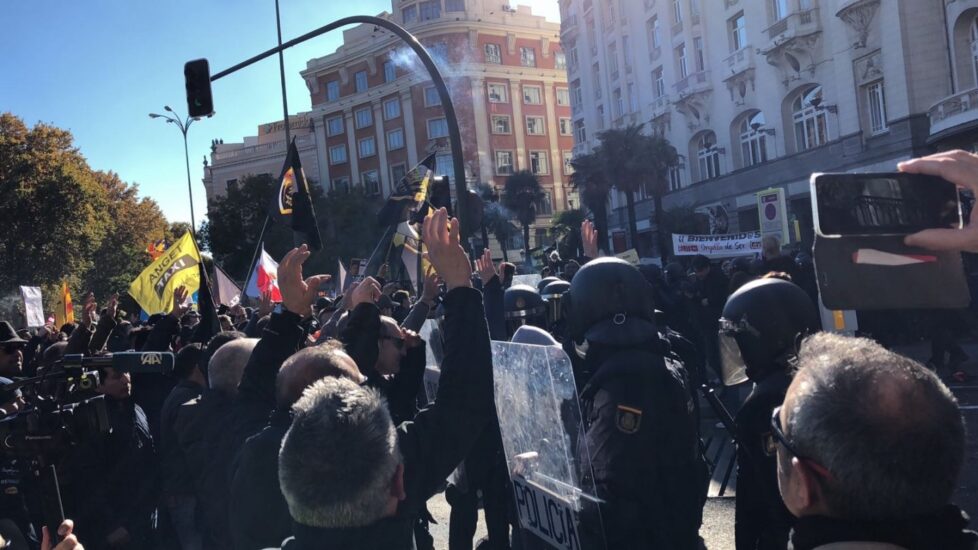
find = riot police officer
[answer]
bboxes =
[719,277,819,550]
[503,285,547,337]
[541,279,570,341]
[564,258,706,549]
[536,276,561,294]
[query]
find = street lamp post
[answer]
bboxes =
[149,106,197,236]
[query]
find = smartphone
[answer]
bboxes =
[810,172,961,237]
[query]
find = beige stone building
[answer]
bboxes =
[560,0,963,257]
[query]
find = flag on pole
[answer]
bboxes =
[213,265,242,306]
[191,258,220,343]
[244,246,282,301]
[54,281,74,327]
[128,232,201,314]
[395,222,432,294]
[269,138,323,251]
[377,153,436,227]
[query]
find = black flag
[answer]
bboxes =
[191,253,220,344]
[376,153,436,227]
[269,138,323,251]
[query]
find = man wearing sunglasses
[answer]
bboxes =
[774,332,977,550]
[0,322,27,378]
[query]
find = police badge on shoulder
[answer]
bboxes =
[616,405,642,434]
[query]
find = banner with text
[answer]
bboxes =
[672,232,762,258]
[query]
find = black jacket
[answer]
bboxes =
[579,345,707,550]
[229,409,293,550]
[735,370,794,550]
[277,286,495,550]
[160,379,203,498]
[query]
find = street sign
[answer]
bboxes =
[757,188,790,245]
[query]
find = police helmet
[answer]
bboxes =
[563,257,657,347]
[504,284,547,337]
[541,280,571,331]
[537,276,561,294]
[718,277,819,386]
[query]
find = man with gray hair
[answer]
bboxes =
[272,208,494,549]
[774,332,976,549]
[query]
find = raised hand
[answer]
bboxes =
[475,248,498,286]
[81,293,97,330]
[170,286,191,319]
[258,290,274,318]
[351,276,382,308]
[421,267,441,304]
[278,245,331,318]
[422,208,472,291]
[581,219,599,259]
[41,519,83,550]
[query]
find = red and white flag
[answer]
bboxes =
[245,246,282,301]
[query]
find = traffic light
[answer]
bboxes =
[184,59,214,118]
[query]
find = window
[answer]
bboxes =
[972,17,978,86]
[693,37,705,72]
[608,42,619,78]
[327,80,340,101]
[419,0,440,20]
[613,89,624,117]
[536,193,553,216]
[669,165,684,191]
[329,144,348,165]
[696,132,721,181]
[225,178,237,192]
[597,105,605,129]
[495,151,515,175]
[523,85,543,104]
[424,86,441,107]
[556,88,570,106]
[384,61,396,83]
[390,164,407,190]
[560,117,573,135]
[677,44,688,79]
[529,151,549,175]
[673,0,682,23]
[556,52,567,70]
[427,117,449,139]
[569,47,579,71]
[622,36,633,71]
[355,70,368,93]
[574,120,587,143]
[773,0,788,21]
[604,0,616,26]
[521,47,537,67]
[592,62,602,99]
[383,98,401,120]
[572,82,583,107]
[627,83,638,113]
[445,0,464,12]
[563,152,574,174]
[648,16,661,49]
[488,82,508,103]
[387,128,405,150]
[739,111,769,167]
[526,116,545,135]
[326,116,344,136]
[793,86,829,151]
[362,170,380,194]
[485,43,502,64]
[866,81,888,135]
[332,176,350,192]
[355,107,373,129]
[653,67,665,98]
[358,136,376,158]
[492,115,512,134]
[730,13,747,52]
[402,5,417,24]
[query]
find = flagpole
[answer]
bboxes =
[274,0,292,147]
[240,216,272,305]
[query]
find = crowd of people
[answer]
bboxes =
[0,152,976,550]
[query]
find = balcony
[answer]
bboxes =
[765,8,821,42]
[650,95,671,119]
[674,70,711,95]
[672,20,683,36]
[561,14,578,34]
[929,87,978,138]
[722,47,754,80]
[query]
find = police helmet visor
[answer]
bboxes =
[718,318,749,386]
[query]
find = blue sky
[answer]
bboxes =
[1,0,558,228]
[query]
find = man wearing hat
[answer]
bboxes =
[0,322,28,378]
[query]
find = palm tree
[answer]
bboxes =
[482,202,515,262]
[550,208,586,260]
[570,151,612,254]
[502,170,544,267]
[640,133,680,260]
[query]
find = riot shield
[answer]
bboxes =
[491,341,606,550]
[418,318,443,404]
[512,274,542,289]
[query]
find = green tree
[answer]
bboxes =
[570,152,612,253]
[502,170,544,267]
[550,208,586,260]
[594,124,678,259]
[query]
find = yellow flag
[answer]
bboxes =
[128,232,201,314]
[54,281,74,327]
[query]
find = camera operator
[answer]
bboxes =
[270,208,494,549]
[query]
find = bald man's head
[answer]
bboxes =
[208,338,258,395]
[276,340,364,410]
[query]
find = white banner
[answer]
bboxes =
[672,232,762,258]
[19,286,44,328]
[512,477,582,550]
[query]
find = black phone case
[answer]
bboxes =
[812,234,970,310]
